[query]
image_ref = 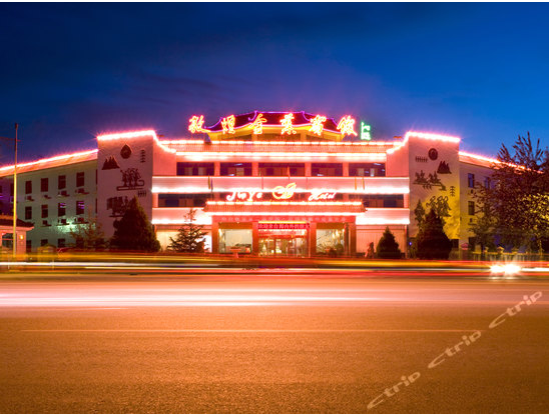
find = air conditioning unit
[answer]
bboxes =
[42,220,51,227]
[43,194,51,199]
[58,218,67,225]
[58,190,68,197]
[25,195,34,201]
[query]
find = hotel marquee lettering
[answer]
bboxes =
[226,183,337,202]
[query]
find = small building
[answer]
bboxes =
[0,215,34,255]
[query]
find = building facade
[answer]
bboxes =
[0,111,496,256]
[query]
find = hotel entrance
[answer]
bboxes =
[258,222,308,257]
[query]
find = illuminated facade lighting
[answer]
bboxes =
[188,115,210,133]
[221,115,236,134]
[252,113,267,135]
[309,115,327,136]
[337,116,358,136]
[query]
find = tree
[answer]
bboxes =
[110,197,160,252]
[376,227,402,259]
[167,209,207,253]
[415,210,452,260]
[472,133,549,251]
[69,208,106,250]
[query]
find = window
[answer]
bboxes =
[25,180,32,194]
[26,240,32,253]
[58,175,66,190]
[57,238,66,249]
[158,194,208,208]
[40,239,48,247]
[41,204,48,219]
[468,201,475,216]
[58,202,66,217]
[218,229,252,254]
[140,149,146,163]
[311,163,343,177]
[258,163,305,176]
[76,200,85,215]
[354,194,404,208]
[25,206,32,220]
[468,173,475,188]
[220,162,252,176]
[76,172,85,187]
[177,162,215,176]
[484,177,491,189]
[41,178,49,193]
[349,163,386,177]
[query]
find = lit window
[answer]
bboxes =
[76,200,85,216]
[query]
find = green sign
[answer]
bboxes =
[360,121,371,141]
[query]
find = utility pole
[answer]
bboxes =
[13,123,18,259]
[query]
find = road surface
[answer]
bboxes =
[1,270,548,413]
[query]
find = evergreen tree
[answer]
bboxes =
[110,197,160,252]
[415,210,452,260]
[376,227,402,259]
[167,209,207,253]
[414,199,426,227]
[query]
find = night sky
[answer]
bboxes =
[1,2,549,163]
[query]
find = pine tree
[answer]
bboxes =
[414,199,426,227]
[110,197,160,252]
[415,210,452,259]
[376,227,402,259]
[167,209,207,253]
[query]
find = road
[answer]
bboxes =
[1,270,548,413]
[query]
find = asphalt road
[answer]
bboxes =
[1,271,548,413]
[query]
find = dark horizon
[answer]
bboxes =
[2,2,549,163]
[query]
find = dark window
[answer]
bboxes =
[349,163,386,177]
[41,178,48,192]
[25,180,32,194]
[311,163,343,177]
[58,175,66,190]
[76,172,85,187]
[26,240,32,253]
[220,162,252,176]
[177,162,215,176]
[10,184,14,196]
[468,173,475,188]
[158,193,208,208]
[57,238,66,248]
[258,163,305,176]
[25,206,32,220]
[41,204,48,219]
[40,239,48,247]
[58,202,66,217]
[76,200,85,215]
[353,194,404,208]
[468,201,475,215]
[484,177,491,189]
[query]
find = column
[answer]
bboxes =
[211,221,219,254]
[348,222,357,257]
[308,222,317,257]
[252,221,259,255]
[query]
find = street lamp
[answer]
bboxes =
[0,123,19,259]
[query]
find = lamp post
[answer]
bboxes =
[0,123,19,259]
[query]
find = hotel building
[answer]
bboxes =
[0,111,496,256]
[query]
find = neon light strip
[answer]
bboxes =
[459,151,525,170]
[387,131,461,154]
[97,130,176,154]
[355,218,410,225]
[151,187,409,194]
[160,139,399,146]
[176,151,387,158]
[203,212,362,216]
[0,149,98,173]
[207,201,362,206]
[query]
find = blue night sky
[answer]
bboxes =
[1,2,549,162]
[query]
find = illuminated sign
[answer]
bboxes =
[337,115,358,136]
[226,190,263,202]
[309,115,326,136]
[360,122,371,141]
[252,113,267,135]
[272,182,297,200]
[225,183,338,202]
[188,115,210,133]
[280,114,297,135]
[221,115,236,134]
